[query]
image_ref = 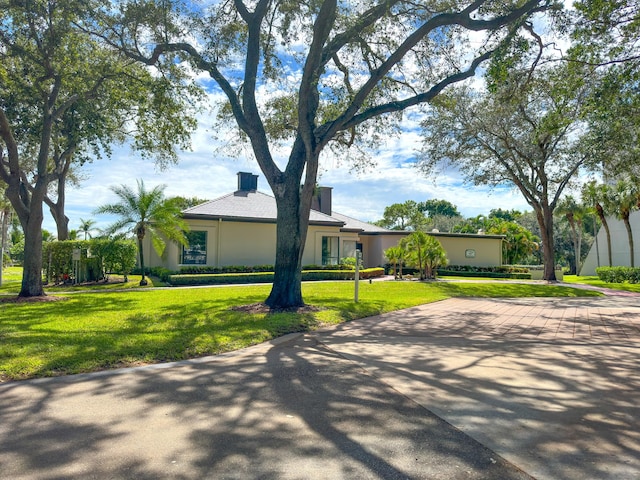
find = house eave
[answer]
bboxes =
[183,213,344,227]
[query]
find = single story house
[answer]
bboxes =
[144,172,505,270]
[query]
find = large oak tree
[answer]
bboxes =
[100,0,554,307]
[419,61,598,280]
[0,0,198,296]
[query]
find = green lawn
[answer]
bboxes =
[0,278,602,382]
[563,274,640,293]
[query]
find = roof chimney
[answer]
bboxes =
[311,186,332,215]
[237,172,258,192]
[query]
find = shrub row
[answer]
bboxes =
[443,265,529,274]
[596,266,640,284]
[385,263,530,278]
[436,269,531,279]
[167,268,385,286]
[178,263,356,275]
[179,265,275,274]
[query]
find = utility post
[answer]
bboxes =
[354,250,362,303]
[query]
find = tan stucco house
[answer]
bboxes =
[145,172,504,270]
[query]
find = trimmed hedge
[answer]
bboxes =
[443,264,529,274]
[437,269,532,279]
[386,263,531,279]
[177,264,356,275]
[167,267,385,286]
[596,266,640,284]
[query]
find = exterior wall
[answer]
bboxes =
[364,233,503,268]
[218,221,276,266]
[144,219,218,270]
[307,227,360,266]
[360,234,407,268]
[144,219,503,271]
[144,219,356,269]
[581,211,640,275]
[435,236,503,267]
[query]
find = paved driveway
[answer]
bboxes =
[313,296,640,480]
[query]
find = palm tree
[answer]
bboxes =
[610,179,639,268]
[422,235,448,279]
[95,179,189,285]
[384,244,408,279]
[79,218,97,240]
[405,231,429,280]
[488,220,539,265]
[581,181,613,267]
[556,195,587,275]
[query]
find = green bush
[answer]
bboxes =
[340,257,358,269]
[150,267,174,282]
[167,267,385,286]
[9,237,25,265]
[179,264,276,274]
[302,264,354,271]
[89,239,137,280]
[437,269,531,279]
[596,266,640,284]
[43,239,137,284]
[169,272,275,285]
[442,264,529,274]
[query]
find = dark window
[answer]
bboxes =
[181,231,207,265]
[322,236,339,265]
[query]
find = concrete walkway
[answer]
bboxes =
[1,295,639,479]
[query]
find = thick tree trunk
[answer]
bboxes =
[48,202,69,241]
[49,203,69,241]
[4,176,47,297]
[46,178,69,240]
[19,204,46,297]
[265,180,310,308]
[536,206,557,281]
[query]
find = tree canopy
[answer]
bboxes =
[419,199,461,218]
[0,0,199,296]
[375,201,427,231]
[93,0,555,308]
[419,58,599,280]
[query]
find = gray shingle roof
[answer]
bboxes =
[183,190,344,226]
[330,212,394,233]
[183,189,402,234]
